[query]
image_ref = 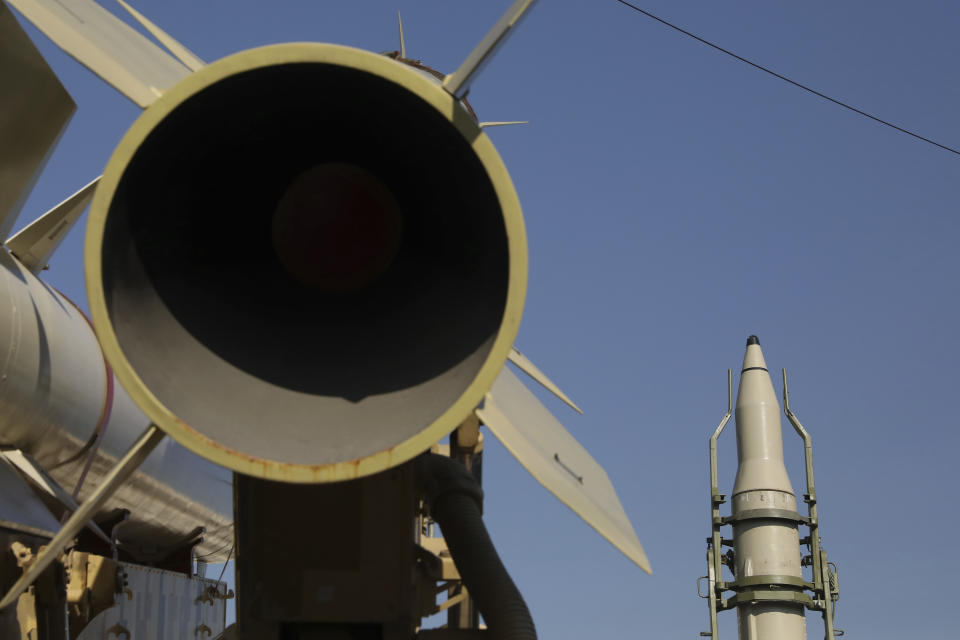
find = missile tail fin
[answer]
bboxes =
[0,0,75,238]
[6,176,99,273]
[116,0,205,71]
[508,347,583,414]
[477,367,650,573]
[7,0,191,106]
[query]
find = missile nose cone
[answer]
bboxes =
[733,337,793,497]
[741,340,768,372]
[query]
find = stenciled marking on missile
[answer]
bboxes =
[46,219,69,241]
[553,452,583,484]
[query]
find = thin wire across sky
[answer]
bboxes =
[614,0,960,157]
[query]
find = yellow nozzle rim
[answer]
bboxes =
[85,43,527,483]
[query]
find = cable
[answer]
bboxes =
[613,0,960,157]
[215,544,234,588]
[194,539,233,561]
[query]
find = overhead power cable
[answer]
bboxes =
[614,0,960,157]
[215,544,234,587]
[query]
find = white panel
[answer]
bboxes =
[477,367,650,573]
[7,0,192,107]
[77,564,227,640]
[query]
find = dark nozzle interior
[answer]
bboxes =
[99,62,510,465]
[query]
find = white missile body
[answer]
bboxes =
[731,337,805,640]
[0,250,233,560]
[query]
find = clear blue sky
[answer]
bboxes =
[13,1,960,637]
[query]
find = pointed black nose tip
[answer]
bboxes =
[746,335,760,346]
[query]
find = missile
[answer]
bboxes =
[702,337,842,640]
[0,245,233,561]
[2,2,653,634]
[730,336,805,639]
[0,0,232,564]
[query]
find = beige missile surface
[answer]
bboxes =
[731,336,806,640]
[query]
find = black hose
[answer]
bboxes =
[417,454,537,640]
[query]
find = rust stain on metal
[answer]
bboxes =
[168,411,419,483]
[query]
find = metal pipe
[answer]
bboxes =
[418,453,537,640]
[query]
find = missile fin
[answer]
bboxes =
[397,11,406,59]
[6,176,99,273]
[0,451,60,538]
[477,367,651,573]
[0,0,75,239]
[442,0,538,99]
[507,347,583,414]
[0,448,111,543]
[115,0,205,71]
[6,0,192,107]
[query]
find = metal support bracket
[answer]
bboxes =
[702,371,732,639]
[783,370,839,640]
[0,447,111,543]
[0,425,165,610]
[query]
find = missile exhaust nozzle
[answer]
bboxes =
[85,43,529,483]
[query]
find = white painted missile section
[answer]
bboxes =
[700,337,842,640]
[0,246,232,561]
[731,337,805,640]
